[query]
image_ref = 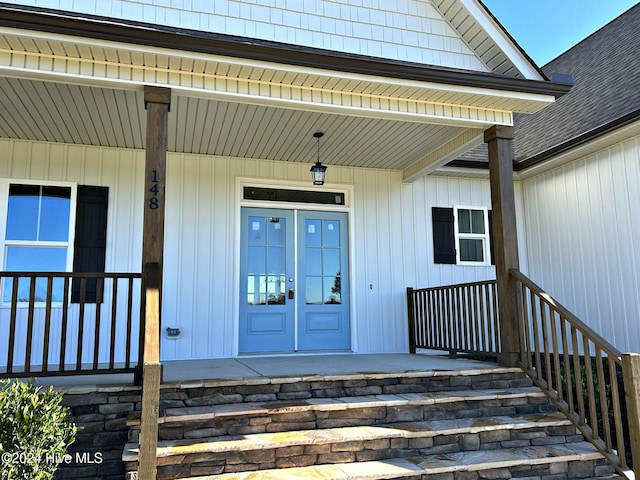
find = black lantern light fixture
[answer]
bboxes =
[310,131,327,186]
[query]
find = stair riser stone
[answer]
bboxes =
[129,425,582,478]
[146,396,557,441]
[156,373,533,409]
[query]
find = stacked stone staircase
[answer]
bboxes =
[123,365,617,480]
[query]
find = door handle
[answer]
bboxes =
[288,288,295,300]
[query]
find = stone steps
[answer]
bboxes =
[175,443,610,480]
[123,366,619,480]
[127,386,555,442]
[123,412,578,475]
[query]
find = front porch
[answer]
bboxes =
[0,5,632,479]
[34,353,498,389]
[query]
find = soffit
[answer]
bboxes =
[0,76,471,171]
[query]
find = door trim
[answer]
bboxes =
[234,176,355,356]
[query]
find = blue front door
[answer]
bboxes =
[297,211,350,351]
[239,208,350,353]
[239,208,295,353]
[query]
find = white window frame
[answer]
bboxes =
[0,179,78,306]
[453,205,490,266]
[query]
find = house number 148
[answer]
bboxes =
[149,170,159,209]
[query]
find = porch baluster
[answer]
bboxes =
[77,277,87,371]
[7,276,18,374]
[25,276,36,372]
[42,276,54,373]
[93,277,103,370]
[110,278,119,370]
[60,277,70,371]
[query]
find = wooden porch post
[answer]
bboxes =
[622,353,640,478]
[138,86,171,480]
[485,125,521,367]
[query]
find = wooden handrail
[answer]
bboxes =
[510,268,636,479]
[408,272,639,478]
[0,271,141,279]
[509,269,622,358]
[0,271,142,379]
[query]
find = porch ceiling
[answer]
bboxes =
[0,76,476,171]
[0,24,564,175]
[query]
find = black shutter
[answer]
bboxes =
[432,207,456,264]
[72,186,108,303]
[488,210,495,266]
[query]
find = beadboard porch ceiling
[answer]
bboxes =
[0,76,481,172]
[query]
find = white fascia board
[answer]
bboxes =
[459,0,544,81]
[0,27,554,111]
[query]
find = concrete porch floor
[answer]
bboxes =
[34,353,500,390]
[162,353,498,384]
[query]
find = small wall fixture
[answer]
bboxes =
[310,131,327,186]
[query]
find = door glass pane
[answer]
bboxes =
[305,248,322,276]
[323,220,340,247]
[247,246,266,305]
[247,215,288,306]
[267,217,286,246]
[306,277,322,305]
[267,275,286,304]
[323,249,340,276]
[459,239,484,262]
[248,246,266,275]
[305,219,322,247]
[267,247,285,275]
[324,275,341,304]
[266,245,286,305]
[248,216,266,245]
[247,275,267,305]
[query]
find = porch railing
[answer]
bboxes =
[0,271,142,378]
[407,273,640,479]
[512,269,638,478]
[406,280,500,357]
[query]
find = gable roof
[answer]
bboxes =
[452,3,640,171]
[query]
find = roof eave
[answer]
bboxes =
[515,109,640,171]
[0,2,572,100]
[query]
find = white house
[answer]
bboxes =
[0,0,573,372]
[6,2,640,479]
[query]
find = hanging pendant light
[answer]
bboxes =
[310,131,327,186]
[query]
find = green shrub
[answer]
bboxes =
[0,379,77,480]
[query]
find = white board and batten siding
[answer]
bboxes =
[158,153,505,360]
[522,134,640,354]
[2,0,489,72]
[0,138,144,369]
[0,137,507,363]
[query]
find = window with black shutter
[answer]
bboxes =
[72,186,108,303]
[432,206,494,266]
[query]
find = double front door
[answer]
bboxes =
[239,207,350,353]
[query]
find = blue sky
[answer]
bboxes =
[481,0,639,66]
